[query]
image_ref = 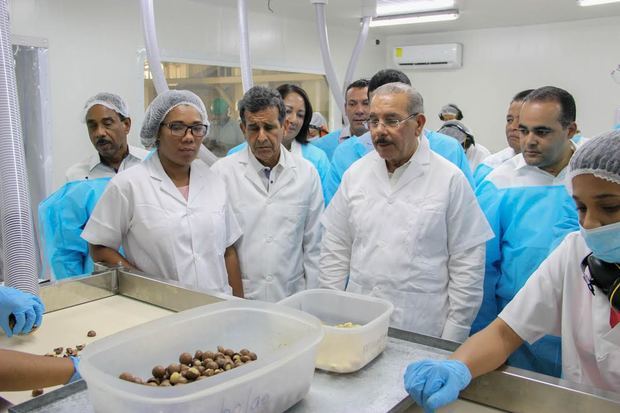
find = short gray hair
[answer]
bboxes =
[371,82,424,115]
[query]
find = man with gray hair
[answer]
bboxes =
[211,86,323,302]
[319,83,493,343]
[66,92,148,181]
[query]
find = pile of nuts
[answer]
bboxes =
[119,346,258,387]
[32,330,98,397]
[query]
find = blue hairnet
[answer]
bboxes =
[140,90,209,148]
[82,92,129,122]
[568,129,620,187]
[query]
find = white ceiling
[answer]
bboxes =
[201,0,620,35]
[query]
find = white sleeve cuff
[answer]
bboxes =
[441,319,470,343]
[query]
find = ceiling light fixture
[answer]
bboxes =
[577,0,620,6]
[369,9,459,27]
[376,0,455,15]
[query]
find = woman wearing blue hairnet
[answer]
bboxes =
[82,90,243,297]
[404,130,620,412]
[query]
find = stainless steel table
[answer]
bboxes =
[5,269,620,413]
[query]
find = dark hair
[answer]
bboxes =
[512,89,534,103]
[238,86,286,125]
[277,84,313,145]
[345,78,369,96]
[524,86,576,128]
[368,69,411,95]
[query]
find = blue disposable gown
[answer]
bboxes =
[38,178,111,279]
[471,155,579,377]
[474,135,586,188]
[227,142,331,203]
[323,129,474,204]
[311,128,341,160]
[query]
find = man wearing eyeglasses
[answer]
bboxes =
[319,83,493,343]
[211,86,323,302]
[322,69,474,205]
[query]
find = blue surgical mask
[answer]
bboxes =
[580,221,620,263]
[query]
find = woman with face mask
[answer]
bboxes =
[403,130,620,412]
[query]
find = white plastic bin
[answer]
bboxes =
[279,289,393,373]
[79,300,324,413]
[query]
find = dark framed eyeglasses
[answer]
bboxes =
[161,122,209,138]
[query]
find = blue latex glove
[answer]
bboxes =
[404,359,472,413]
[67,356,81,384]
[0,286,45,337]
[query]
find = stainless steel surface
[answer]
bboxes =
[10,272,620,413]
[117,269,228,311]
[461,367,620,413]
[288,336,451,412]
[39,271,116,313]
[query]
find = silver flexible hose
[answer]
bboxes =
[0,0,39,294]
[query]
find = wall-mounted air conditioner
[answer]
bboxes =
[393,43,462,70]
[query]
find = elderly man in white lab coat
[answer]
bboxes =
[66,93,148,181]
[319,83,493,343]
[211,86,324,302]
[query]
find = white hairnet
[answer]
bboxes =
[140,90,209,148]
[310,112,327,128]
[438,120,472,144]
[439,103,462,120]
[568,130,620,188]
[82,92,129,122]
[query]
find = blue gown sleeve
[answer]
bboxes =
[227,142,247,156]
[473,163,493,187]
[39,178,111,280]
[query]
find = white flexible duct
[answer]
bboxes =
[237,0,253,92]
[140,0,168,95]
[311,0,346,121]
[342,16,370,95]
[0,0,38,294]
[140,0,218,163]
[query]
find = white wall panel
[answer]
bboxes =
[385,17,620,152]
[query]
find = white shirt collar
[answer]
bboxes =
[290,139,303,156]
[515,141,576,178]
[87,144,143,173]
[247,144,287,174]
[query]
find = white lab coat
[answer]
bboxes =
[320,135,493,342]
[499,231,620,391]
[465,143,491,172]
[483,146,516,169]
[81,152,242,294]
[66,145,149,181]
[211,146,323,302]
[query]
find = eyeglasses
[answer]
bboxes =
[161,122,208,138]
[365,113,419,130]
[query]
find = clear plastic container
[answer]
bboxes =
[79,299,324,413]
[279,289,394,373]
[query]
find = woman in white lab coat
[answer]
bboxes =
[403,130,620,412]
[82,90,243,297]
